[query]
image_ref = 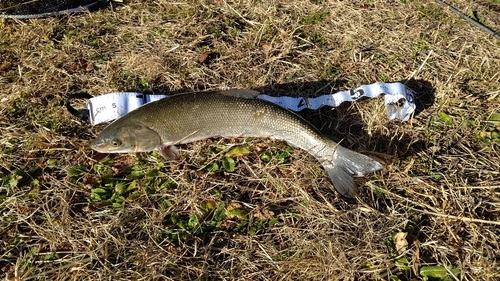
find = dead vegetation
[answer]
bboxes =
[1,0,499,280]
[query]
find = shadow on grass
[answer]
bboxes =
[251,79,436,206]
[0,0,112,17]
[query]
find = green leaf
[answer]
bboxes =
[389,276,402,281]
[394,257,410,271]
[420,266,460,280]
[5,169,29,189]
[188,214,199,229]
[275,147,293,162]
[67,166,87,176]
[236,221,248,232]
[93,188,108,195]
[225,146,251,157]
[223,157,236,172]
[260,148,293,163]
[200,200,216,215]
[170,212,186,228]
[30,179,40,189]
[94,164,113,177]
[128,170,144,180]
[438,112,453,125]
[488,113,500,123]
[159,199,172,211]
[170,212,180,224]
[430,174,442,182]
[146,169,159,178]
[206,161,219,172]
[226,208,247,219]
[268,217,279,226]
[90,188,110,201]
[42,252,59,261]
[113,195,125,204]
[46,159,58,168]
[299,11,329,25]
[126,180,138,192]
[260,152,272,162]
[2,147,15,155]
[115,183,126,195]
[7,175,18,189]
[386,234,396,254]
[491,131,500,139]
[213,203,226,222]
[204,200,215,210]
[127,192,143,201]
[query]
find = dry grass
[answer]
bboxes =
[1,0,500,280]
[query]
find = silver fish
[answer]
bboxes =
[91,90,383,198]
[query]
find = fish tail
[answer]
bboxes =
[322,145,383,198]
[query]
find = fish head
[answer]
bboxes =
[91,121,162,153]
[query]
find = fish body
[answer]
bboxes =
[91,90,383,198]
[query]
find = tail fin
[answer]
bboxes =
[322,146,383,198]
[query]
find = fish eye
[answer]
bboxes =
[111,139,122,147]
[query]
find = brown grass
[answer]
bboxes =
[1,0,500,280]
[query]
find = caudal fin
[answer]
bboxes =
[322,146,383,198]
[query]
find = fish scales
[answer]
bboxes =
[91,90,383,198]
[134,92,321,149]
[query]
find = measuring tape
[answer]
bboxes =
[67,82,415,125]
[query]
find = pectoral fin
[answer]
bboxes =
[160,145,180,160]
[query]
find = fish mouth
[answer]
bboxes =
[90,140,97,149]
[90,139,106,152]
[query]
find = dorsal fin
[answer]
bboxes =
[169,89,260,99]
[218,89,260,99]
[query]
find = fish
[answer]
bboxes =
[91,89,383,198]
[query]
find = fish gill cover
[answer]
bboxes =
[0,0,106,18]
